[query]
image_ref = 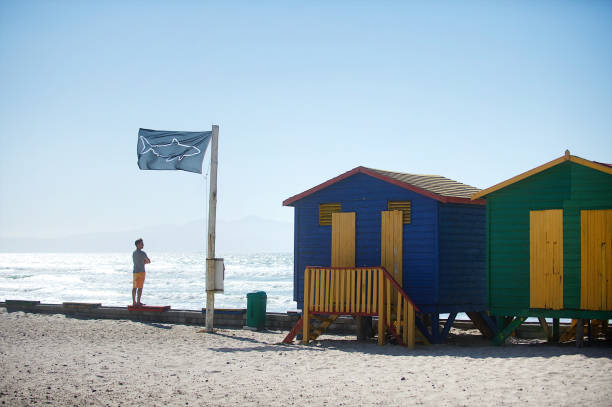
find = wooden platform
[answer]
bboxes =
[127,305,171,312]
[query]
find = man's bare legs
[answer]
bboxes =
[132,288,143,306]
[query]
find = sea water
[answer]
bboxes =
[0,252,296,312]
[0,253,574,323]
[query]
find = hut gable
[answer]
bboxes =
[473,151,612,320]
[284,166,484,206]
[472,150,612,200]
[285,167,487,315]
[288,172,441,307]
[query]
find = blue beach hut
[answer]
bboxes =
[283,166,493,343]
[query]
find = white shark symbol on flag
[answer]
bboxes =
[137,128,212,174]
[139,136,201,162]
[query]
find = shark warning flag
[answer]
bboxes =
[137,128,212,174]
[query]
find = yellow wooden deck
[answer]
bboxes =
[302,266,418,348]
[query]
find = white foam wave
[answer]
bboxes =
[0,252,296,312]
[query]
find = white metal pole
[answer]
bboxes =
[205,124,219,332]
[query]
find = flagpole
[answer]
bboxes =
[205,124,219,332]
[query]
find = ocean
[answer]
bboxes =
[1,253,577,324]
[0,252,296,313]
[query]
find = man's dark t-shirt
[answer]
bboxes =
[133,249,148,273]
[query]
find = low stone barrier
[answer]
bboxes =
[0,301,356,334]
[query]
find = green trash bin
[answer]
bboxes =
[246,291,267,330]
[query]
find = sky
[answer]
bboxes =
[1,1,611,245]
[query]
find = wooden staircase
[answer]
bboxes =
[283,266,420,348]
[308,314,339,341]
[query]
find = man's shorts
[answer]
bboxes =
[133,272,146,288]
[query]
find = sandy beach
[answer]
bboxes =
[1,308,611,407]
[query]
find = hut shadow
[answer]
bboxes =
[207,331,326,353]
[202,327,612,358]
[208,330,271,345]
[305,336,612,359]
[210,344,325,354]
[54,313,174,330]
[141,322,173,329]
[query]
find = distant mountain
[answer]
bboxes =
[0,216,293,254]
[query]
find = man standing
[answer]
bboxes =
[132,238,151,306]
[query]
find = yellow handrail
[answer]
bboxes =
[302,266,417,348]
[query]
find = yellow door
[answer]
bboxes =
[331,212,355,267]
[381,210,403,284]
[580,209,612,311]
[530,210,563,310]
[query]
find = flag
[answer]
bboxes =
[137,128,212,174]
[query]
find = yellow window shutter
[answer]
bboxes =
[388,201,411,224]
[319,203,341,226]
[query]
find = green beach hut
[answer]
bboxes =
[471,151,612,344]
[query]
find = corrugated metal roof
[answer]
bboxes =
[365,167,481,199]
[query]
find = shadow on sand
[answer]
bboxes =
[207,328,612,359]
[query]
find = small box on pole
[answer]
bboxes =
[206,258,224,292]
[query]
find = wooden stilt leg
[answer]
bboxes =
[587,320,592,343]
[407,303,415,349]
[552,318,560,343]
[302,270,310,345]
[538,317,551,341]
[377,269,385,346]
[431,313,440,344]
[576,319,584,348]
[492,317,527,345]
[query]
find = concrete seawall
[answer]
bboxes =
[2,300,571,340]
[0,300,359,334]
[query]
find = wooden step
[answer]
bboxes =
[415,328,429,344]
[307,314,339,341]
[311,314,332,321]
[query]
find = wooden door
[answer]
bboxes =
[580,209,612,310]
[381,210,403,284]
[530,210,564,310]
[331,212,355,267]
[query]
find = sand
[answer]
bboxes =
[1,308,611,407]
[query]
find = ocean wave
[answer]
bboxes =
[0,252,296,312]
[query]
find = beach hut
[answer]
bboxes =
[283,166,492,344]
[471,151,612,345]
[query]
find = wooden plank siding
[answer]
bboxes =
[381,210,403,285]
[529,209,564,310]
[331,212,356,268]
[485,161,612,318]
[290,172,488,316]
[292,173,439,310]
[567,163,612,309]
[487,163,571,314]
[300,266,418,348]
[437,203,487,312]
[580,210,612,310]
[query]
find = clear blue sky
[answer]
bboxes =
[1,1,611,241]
